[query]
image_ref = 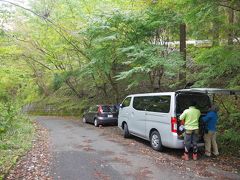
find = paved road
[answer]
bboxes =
[35,116,238,180]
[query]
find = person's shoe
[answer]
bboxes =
[182,153,189,161]
[212,154,219,158]
[193,153,198,160]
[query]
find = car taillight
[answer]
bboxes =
[98,106,103,113]
[171,117,177,133]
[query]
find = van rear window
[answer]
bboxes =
[133,96,171,113]
[176,93,210,114]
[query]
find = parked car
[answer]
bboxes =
[83,105,118,127]
[118,89,212,151]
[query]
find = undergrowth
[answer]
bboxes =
[0,103,34,179]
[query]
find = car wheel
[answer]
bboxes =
[94,119,99,127]
[123,123,130,138]
[83,117,86,123]
[150,131,163,151]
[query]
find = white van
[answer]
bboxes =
[118,89,212,151]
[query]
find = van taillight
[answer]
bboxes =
[98,106,103,113]
[171,117,177,133]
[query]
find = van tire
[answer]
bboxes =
[123,123,130,138]
[150,131,163,151]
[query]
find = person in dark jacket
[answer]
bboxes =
[202,105,219,157]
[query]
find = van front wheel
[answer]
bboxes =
[150,131,163,151]
[123,123,130,138]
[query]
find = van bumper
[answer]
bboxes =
[162,133,184,149]
[163,133,205,149]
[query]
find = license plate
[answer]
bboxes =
[108,115,113,118]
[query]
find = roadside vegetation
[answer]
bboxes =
[0,0,239,176]
[0,45,36,178]
[0,82,35,179]
[0,109,34,179]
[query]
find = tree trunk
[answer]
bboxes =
[212,6,220,46]
[157,66,164,91]
[26,61,50,96]
[149,71,155,91]
[91,73,108,98]
[228,8,234,45]
[179,23,186,86]
[65,79,82,99]
[105,73,119,103]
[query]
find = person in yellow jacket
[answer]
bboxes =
[180,101,201,160]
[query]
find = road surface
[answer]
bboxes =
[35,116,239,180]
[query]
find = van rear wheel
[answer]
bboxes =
[123,123,130,138]
[150,131,163,151]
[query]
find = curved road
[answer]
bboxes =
[36,116,239,180]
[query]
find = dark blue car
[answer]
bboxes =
[83,105,118,127]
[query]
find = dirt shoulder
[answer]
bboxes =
[6,121,52,180]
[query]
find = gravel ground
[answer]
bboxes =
[5,116,240,180]
[90,122,240,179]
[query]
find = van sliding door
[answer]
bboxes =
[131,97,147,137]
[144,96,171,141]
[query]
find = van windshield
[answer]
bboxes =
[176,93,211,114]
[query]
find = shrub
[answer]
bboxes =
[0,102,34,178]
[0,102,18,136]
[218,112,240,156]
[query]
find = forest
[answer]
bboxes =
[0,0,240,177]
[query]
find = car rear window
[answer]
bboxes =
[176,93,211,114]
[101,105,117,112]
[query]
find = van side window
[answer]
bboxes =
[147,96,171,113]
[133,96,171,113]
[133,96,149,111]
[122,97,131,107]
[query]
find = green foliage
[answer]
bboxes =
[218,112,240,156]
[53,73,65,91]
[0,103,18,135]
[213,95,240,156]
[82,6,183,94]
[0,114,34,177]
[194,46,240,88]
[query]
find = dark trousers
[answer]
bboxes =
[184,129,199,154]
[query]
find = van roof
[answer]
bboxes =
[126,88,240,98]
[177,88,240,95]
[127,92,175,97]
